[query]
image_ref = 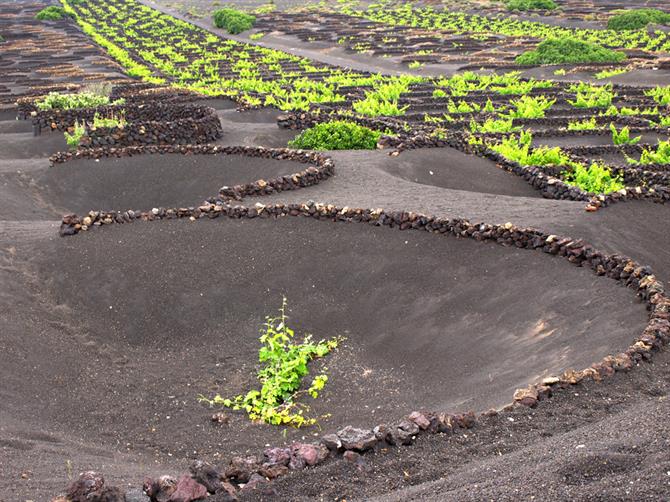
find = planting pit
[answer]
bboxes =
[34,153,309,214]
[0,129,67,159]
[26,215,648,461]
[379,147,543,197]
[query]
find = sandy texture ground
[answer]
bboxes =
[2,1,670,500]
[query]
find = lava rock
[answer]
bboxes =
[66,471,104,498]
[289,443,329,470]
[263,447,291,467]
[225,456,260,484]
[513,386,539,407]
[143,475,177,502]
[189,460,223,493]
[239,473,268,494]
[167,475,207,502]
[337,426,378,451]
[320,433,342,451]
[407,411,431,430]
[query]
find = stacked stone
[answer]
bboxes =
[277,111,412,138]
[482,148,670,208]
[23,101,223,146]
[49,145,334,202]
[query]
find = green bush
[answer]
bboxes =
[288,121,382,150]
[64,121,86,150]
[610,123,641,146]
[563,162,624,194]
[35,91,123,111]
[35,6,66,21]
[199,298,340,428]
[516,38,626,65]
[213,8,255,34]
[489,130,573,167]
[631,140,670,165]
[506,0,557,11]
[607,9,670,31]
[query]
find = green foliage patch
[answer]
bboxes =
[213,8,256,34]
[469,117,520,134]
[64,121,86,150]
[645,85,670,106]
[607,9,670,31]
[200,299,341,428]
[90,112,126,129]
[610,123,641,146]
[288,121,382,150]
[36,6,66,21]
[506,0,557,11]
[568,83,616,109]
[563,162,625,193]
[35,91,123,111]
[516,38,626,65]
[630,140,670,165]
[504,95,555,119]
[490,130,573,167]
[567,117,598,131]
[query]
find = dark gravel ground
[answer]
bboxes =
[2,1,670,500]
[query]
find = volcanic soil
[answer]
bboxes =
[2,1,670,501]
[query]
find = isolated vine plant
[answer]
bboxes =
[200,298,341,428]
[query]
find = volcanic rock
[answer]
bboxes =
[337,426,378,451]
[189,460,223,493]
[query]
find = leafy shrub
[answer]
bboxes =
[631,140,670,165]
[610,123,641,145]
[568,83,616,108]
[490,130,573,167]
[288,121,382,150]
[199,298,340,427]
[64,121,86,150]
[505,95,556,119]
[35,91,123,111]
[607,9,670,31]
[563,162,624,193]
[506,0,557,11]
[213,8,255,34]
[91,112,126,129]
[447,99,480,114]
[469,117,520,134]
[35,6,66,21]
[353,95,407,116]
[650,115,670,128]
[645,85,670,106]
[567,117,598,131]
[516,38,626,65]
[594,67,628,79]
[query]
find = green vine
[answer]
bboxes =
[200,298,341,428]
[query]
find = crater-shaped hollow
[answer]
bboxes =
[33,152,311,214]
[379,147,543,197]
[33,216,646,455]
